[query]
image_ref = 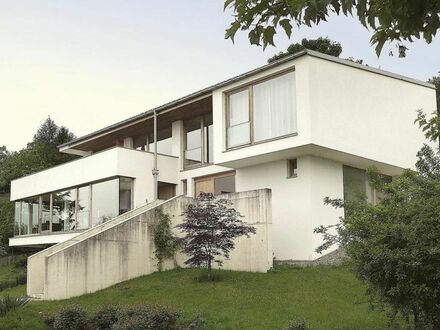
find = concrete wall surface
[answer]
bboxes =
[28,189,272,300]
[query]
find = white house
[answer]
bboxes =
[9,49,436,265]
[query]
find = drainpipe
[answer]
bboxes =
[152,110,159,200]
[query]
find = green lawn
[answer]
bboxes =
[0,265,393,329]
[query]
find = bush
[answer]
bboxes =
[286,318,309,330]
[112,305,179,330]
[91,305,119,329]
[13,255,27,270]
[0,295,30,316]
[15,272,27,285]
[53,305,87,330]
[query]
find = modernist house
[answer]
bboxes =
[10,49,436,265]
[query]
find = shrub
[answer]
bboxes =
[286,318,309,330]
[112,305,179,330]
[91,305,119,329]
[53,305,87,330]
[153,208,180,271]
[0,295,30,316]
[0,279,16,292]
[13,255,28,270]
[15,272,27,285]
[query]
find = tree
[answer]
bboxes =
[314,112,440,328]
[224,0,440,56]
[0,117,77,193]
[0,117,77,253]
[177,193,256,277]
[268,37,342,63]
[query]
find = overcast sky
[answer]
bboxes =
[1,1,439,151]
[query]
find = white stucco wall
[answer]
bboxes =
[307,56,436,170]
[211,54,436,171]
[236,156,344,261]
[10,147,179,206]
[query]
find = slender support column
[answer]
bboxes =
[152,111,159,200]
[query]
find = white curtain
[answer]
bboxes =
[253,71,296,142]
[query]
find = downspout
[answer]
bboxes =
[152,110,159,200]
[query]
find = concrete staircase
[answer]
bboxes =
[27,189,273,300]
[27,198,166,299]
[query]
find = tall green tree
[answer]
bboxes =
[268,37,342,63]
[0,117,76,252]
[315,111,440,328]
[0,117,76,193]
[224,0,440,56]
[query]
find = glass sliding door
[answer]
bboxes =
[41,194,51,232]
[21,197,40,234]
[77,185,90,230]
[91,179,119,226]
[52,189,76,232]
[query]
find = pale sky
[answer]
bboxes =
[1,1,439,151]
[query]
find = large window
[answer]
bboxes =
[76,185,90,230]
[226,70,296,148]
[91,179,119,226]
[184,115,213,167]
[119,177,133,214]
[343,166,373,202]
[52,189,76,232]
[21,197,40,235]
[41,194,51,232]
[13,177,133,236]
[148,127,173,156]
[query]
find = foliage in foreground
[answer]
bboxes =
[153,208,180,271]
[315,112,440,328]
[224,0,440,56]
[46,303,200,330]
[0,294,30,316]
[177,193,256,275]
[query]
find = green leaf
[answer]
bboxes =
[263,26,276,49]
[224,0,235,10]
[225,22,241,42]
[279,19,293,38]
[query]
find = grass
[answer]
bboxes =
[0,265,394,329]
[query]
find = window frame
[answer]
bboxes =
[183,115,213,169]
[287,158,298,178]
[225,68,296,150]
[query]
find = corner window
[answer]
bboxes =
[226,70,296,149]
[287,159,298,178]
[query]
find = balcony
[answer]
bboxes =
[10,147,179,246]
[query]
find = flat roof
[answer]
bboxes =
[60,49,435,149]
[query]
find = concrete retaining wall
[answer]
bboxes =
[32,189,272,300]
